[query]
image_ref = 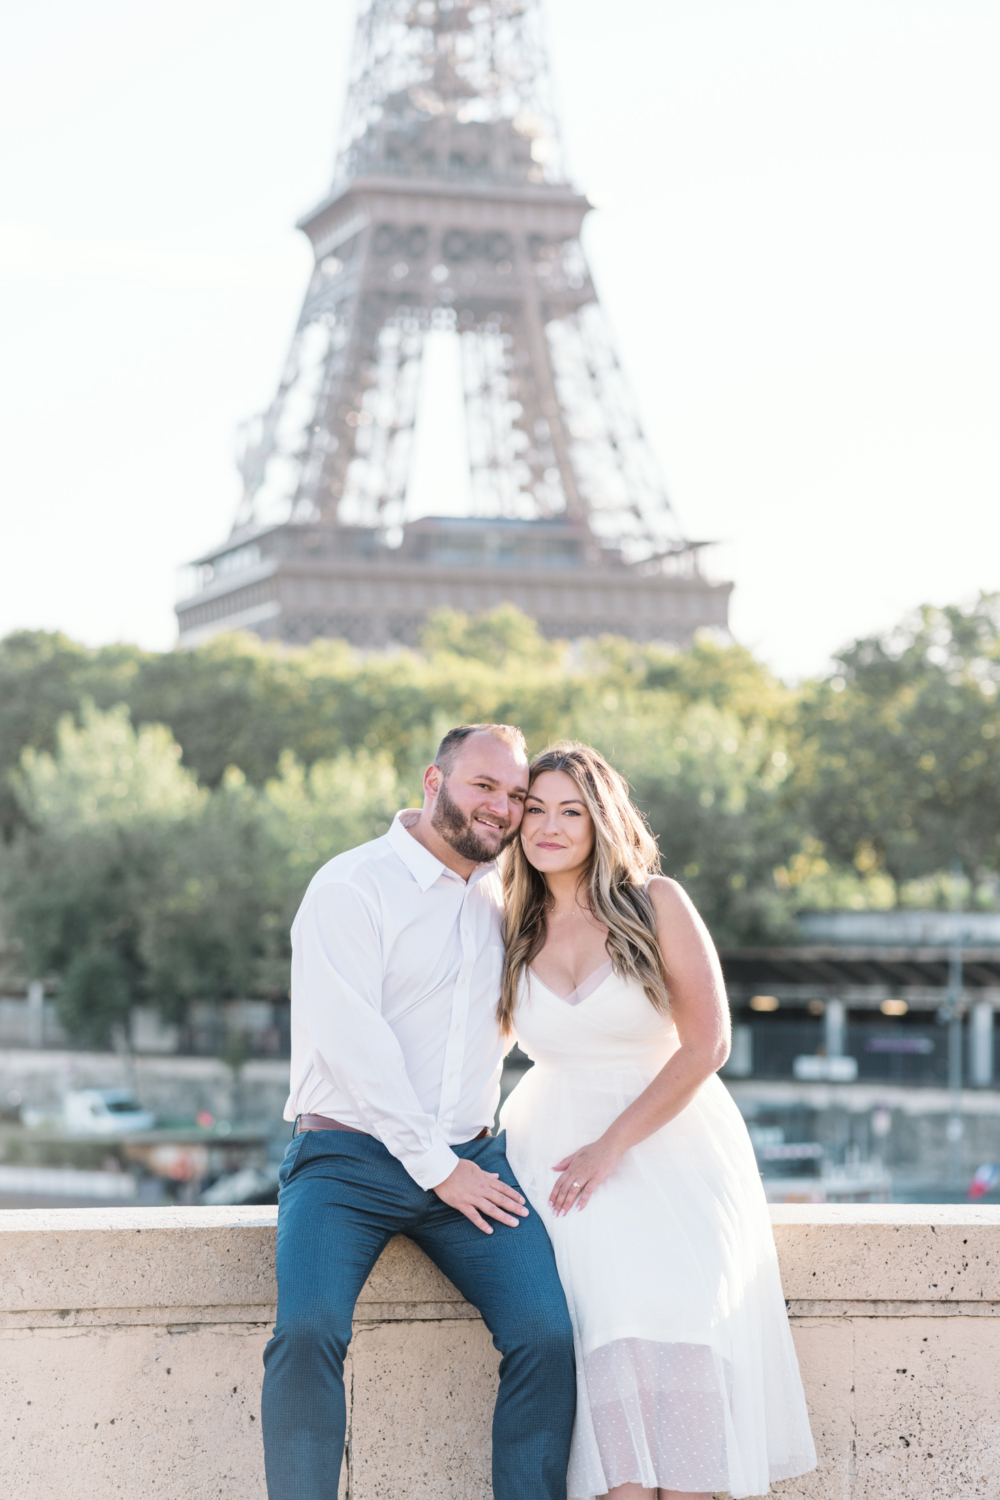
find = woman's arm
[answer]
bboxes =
[549,876,731,1215]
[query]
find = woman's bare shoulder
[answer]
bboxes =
[646,876,711,944]
[646,874,696,914]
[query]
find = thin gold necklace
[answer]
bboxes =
[546,900,591,920]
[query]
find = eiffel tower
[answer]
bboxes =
[176,0,731,649]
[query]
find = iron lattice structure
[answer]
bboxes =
[177,0,731,648]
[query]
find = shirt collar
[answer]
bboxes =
[387,809,497,892]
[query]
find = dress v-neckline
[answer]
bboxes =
[528,958,615,1006]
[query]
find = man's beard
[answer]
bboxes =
[431,780,514,863]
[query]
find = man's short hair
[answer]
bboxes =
[434,723,527,777]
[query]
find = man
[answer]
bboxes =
[261,723,576,1500]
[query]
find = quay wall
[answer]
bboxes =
[2,1205,1000,1499]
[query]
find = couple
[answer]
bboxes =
[261,723,816,1500]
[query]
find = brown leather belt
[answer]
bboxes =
[297,1114,367,1134]
[297,1113,489,1142]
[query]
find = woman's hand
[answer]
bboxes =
[550,1136,624,1216]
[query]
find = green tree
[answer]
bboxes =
[139,750,401,1012]
[0,702,405,1042]
[797,596,1000,885]
[421,603,562,668]
[127,635,330,788]
[23,596,1000,1040]
[2,703,203,1043]
[0,631,146,838]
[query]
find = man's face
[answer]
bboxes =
[429,734,529,864]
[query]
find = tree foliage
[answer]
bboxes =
[1,597,998,1042]
[794,597,1000,884]
[1,707,400,1045]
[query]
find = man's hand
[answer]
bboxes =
[433,1158,529,1234]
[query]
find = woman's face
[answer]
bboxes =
[520,769,595,878]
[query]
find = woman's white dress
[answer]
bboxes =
[500,962,816,1499]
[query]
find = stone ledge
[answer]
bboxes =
[3,1205,1000,1497]
[770,1202,1000,1302]
[4,1203,1000,1320]
[0,1206,468,1318]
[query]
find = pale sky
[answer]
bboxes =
[2,0,999,680]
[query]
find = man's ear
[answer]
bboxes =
[423,763,442,802]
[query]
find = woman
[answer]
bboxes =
[499,743,816,1500]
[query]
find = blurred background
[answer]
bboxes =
[2,0,999,1209]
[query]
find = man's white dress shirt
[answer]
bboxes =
[284,809,507,1190]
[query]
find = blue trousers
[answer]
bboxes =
[261,1128,575,1499]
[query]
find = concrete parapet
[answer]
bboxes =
[1,1204,999,1498]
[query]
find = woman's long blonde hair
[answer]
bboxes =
[499,742,668,1034]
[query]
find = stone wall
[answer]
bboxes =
[1,1204,999,1499]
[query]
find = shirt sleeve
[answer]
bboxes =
[292,878,460,1190]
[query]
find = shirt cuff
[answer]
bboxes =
[403,1138,462,1192]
